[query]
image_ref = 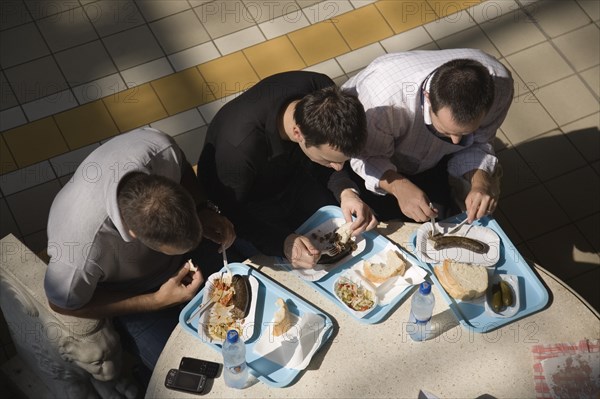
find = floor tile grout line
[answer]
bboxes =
[1,2,595,170]
[499,169,600,235]
[0,196,25,240]
[190,2,221,50]
[128,1,180,82]
[2,1,354,111]
[0,125,20,175]
[498,104,598,150]
[82,1,141,103]
[2,2,62,125]
[518,218,598,260]
[370,1,396,41]
[1,1,599,301]
[562,267,600,284]
[516,0,600,102]
[498,151,599,198]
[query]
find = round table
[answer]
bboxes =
[146,222,600,398]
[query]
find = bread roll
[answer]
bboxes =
[363,250,407,284]
[273,298,291,336]
[434,260,488,300]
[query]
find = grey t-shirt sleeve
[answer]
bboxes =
[44,259,102,310]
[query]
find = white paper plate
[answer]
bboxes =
[485,274,520,318]
[291,218,366,282]
[197,272,259,343]
[351,243,428,305]
[415,222,501,267]
[252,310,327,370]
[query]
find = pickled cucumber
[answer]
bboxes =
[500,280,513,307]
[491,284,503,313]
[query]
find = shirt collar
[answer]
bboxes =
[420,69,436,126]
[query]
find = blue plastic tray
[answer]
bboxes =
[179,263,334,388]
[286,205,426,324]
[411,215,550,333]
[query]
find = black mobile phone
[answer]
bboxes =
[179,357,221,378]
[164,369,207,394]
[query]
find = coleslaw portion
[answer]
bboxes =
[334,277,375,312]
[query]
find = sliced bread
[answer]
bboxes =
[273,298,292,337]
[364,250,407,284]
[435,259,488,300]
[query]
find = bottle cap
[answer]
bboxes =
[226,329,239,343]
[419,281,431,295]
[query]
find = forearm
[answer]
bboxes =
[379,169,410,198]
[328,167,360,202]
[464,168,493,192]
[48,288,166,319]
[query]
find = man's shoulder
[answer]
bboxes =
[103,128,177,150]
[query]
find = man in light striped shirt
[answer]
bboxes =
[342,49,513,223]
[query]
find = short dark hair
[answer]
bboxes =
[117,172,202,251]
[429,59,495,125]
[293,85,367,157]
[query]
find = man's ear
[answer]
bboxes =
[291,125,304,143]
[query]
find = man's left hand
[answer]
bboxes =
[197,208,236,250]
[339,189,378,237]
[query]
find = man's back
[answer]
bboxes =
[46,128,185,310]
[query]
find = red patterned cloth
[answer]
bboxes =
[531,339,600,398]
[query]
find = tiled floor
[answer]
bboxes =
[0,0,599,390]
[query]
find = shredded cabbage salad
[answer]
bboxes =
[334,277,375,312]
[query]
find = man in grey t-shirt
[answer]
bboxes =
[45,128,235,386]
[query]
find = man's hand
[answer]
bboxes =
[153,262,203,309]
[198,208,236,251]
[464,169,498,222]
[380,170,436,222]
[339,188,378,236]
[283,233,320,269]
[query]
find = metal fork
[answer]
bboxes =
[322,246,341,257]
[429,202,440,236]
[222,245,233,285]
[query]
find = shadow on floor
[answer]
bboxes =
[494,127,600,311]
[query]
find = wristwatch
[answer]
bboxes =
[197,200,220,214]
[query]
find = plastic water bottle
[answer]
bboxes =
[222,330,248,389]
[407,282,435,341]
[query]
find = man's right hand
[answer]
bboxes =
[283,233,320,269]
[381,171,437,222]
[154,262,203,308]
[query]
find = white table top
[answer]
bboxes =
[146,222,600,398]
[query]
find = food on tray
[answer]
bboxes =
[317,223,358,265]
[363,250,408,283]
[489,280,514,313]
[428,232,489,254]
[434,259,488,300]
[231,275,251,317]
[334,277,376,312]
[205,274,252,341]
[272,298,292,337]
[336,222,353,245]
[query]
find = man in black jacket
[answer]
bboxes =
[197,71,377,269]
